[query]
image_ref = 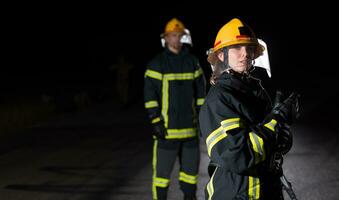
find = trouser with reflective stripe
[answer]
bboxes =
[152,137,200,200]
[205,167,284,200]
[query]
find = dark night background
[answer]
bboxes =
[2,2,338,103]
[1,2,338,136]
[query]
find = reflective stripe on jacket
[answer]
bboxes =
[199,72,282,199]
[144,47,206,139]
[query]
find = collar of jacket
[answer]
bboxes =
[164,45,189,57]
[216,72,261,95]
[216,71,272,119]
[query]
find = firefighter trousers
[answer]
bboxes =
[152,137,200,200]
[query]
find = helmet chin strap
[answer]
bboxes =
[222,48,230,71]
[248,60,256,74]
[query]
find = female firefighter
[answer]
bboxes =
[199,18,299,200]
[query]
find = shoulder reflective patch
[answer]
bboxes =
[145,69,163,80]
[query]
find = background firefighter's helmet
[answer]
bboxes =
[160,18,185,37]
[212,18,264,59]
[161,28,192,47]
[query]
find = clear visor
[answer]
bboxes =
[254,39,271,77]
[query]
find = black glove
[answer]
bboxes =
[251,125,276,146]
[150,119,167,139]
[265,123,294,174]
[271,91,300,125]
[275,123,293,155]
[257,91,299,144]
[148,113,168,139]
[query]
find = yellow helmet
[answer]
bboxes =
[161,18,185,37]
[212,18,264,58]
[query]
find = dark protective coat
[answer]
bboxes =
[199,71,283,200]
[144,46,206,139]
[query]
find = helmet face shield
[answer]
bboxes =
[254,39,271,77]
[180,29,193,46]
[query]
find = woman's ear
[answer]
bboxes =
[217,51,224,62]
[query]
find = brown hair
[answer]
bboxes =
[207,50,228,85]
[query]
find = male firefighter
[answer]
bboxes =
[144,17,206,200]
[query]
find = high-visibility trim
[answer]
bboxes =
[166,128,197,139]
[161,71,203,128]
[264,119,277,132]
[179,171,197,184]
[145,69,163,80]
[207,167,217,200]
[206,127,227,157]
[221,118,240,132]
[194,68,203,78]
[151,117,161,124]
[248,176,260,200]
[145,100,159,108]
[249,132,265,164]
[162,77,170,127]
[196,98,205,106]
[206,118,240,156]
[154,177,170,188]
[152,140,158,199]
[163,73,195,80]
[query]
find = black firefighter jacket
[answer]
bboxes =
[199,72,283,200]
[144,46,206,140]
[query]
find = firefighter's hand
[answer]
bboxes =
[252,124,277,144]
[272,92,300,125]
[275,123,293,155]
[152,121,168,139]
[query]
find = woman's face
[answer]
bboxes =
[218,44,255,73]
